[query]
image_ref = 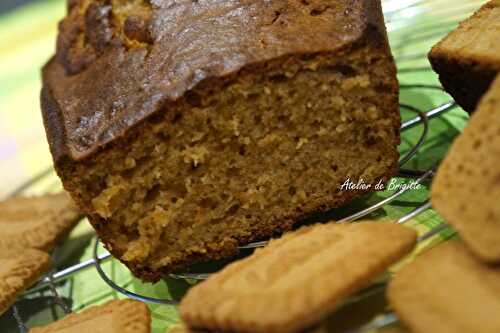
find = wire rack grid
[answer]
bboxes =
[4,0,484,332]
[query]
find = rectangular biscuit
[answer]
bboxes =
[29,299,151,333]
[0,192,81,252]
[388,241,500,333]
[431,74,500,263]
[429,0,500,112]
[180,222,417,333]
[0,248,52,315]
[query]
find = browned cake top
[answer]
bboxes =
[42,0,388,162]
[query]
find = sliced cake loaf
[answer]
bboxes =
[41,0,400,281]
[429,0,500,113]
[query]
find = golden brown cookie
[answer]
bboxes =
[431,74,500,263]
[388,241,500,333]
[0,248,52,315]
[29,299,151,332]
[180,222,417,333]
[0,192,81,252]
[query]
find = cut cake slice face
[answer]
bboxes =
[429,0,500,113]
[42,0,400,281]
[431,74,500,263]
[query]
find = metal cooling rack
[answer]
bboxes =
[5,0,482,331]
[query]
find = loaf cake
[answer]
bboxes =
[41,0,400,281]
[429,0,500,113]
[431,74,500,263]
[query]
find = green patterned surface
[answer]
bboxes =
[0,0,487,332]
